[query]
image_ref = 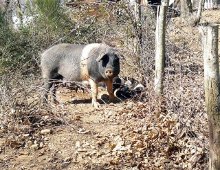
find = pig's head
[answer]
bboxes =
[96,52,120,80]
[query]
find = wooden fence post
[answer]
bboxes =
[200,24,220,170]
[154,0,169,95]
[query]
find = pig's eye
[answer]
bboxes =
[113,57,119,64]
[102,55,109,66]
[114,57,119,61]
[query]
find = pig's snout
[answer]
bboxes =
[105,68,113,78]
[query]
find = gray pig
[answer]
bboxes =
[41,43,120,108]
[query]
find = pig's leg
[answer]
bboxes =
[51,82,59,104]
[89,78,100,108]
[42,78,53,103]
[50,74,63,104]
[106,79,115,101]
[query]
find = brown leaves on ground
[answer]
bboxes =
[0,91,208,169]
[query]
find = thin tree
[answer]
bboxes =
[180,0,192,18]
[154,0,169,95]
[190,0,205,26]
[205,0,218,9]
[199,24,220,170]
[4,0,13,24]
[212,0,218,8]
[196,0,205,20]
[134,0,143,58]
[17,0,23,26]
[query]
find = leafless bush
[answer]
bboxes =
[0,72,69,149]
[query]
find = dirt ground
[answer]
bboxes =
[1,88,157,170]
[0,74,208,170]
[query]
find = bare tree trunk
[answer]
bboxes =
[199,24,220,170]
[154,0,169,95]
[180,0,192,18]
[187,0,205,26]
[212,0,218,8]
[17,0,23,26]
[137,0,142,49]
[4,0,13,25]
[197,0,205,19]
[134,0,143,59]
[204,0,218,9]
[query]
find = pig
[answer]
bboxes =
[40,43,120,108]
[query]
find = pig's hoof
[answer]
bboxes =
[52,99,59,105]
[110,98,119,103]
[109,95,115,101]
[92,101,100,109]
[109,96,120,103]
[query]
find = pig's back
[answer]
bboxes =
[41,44,85,81]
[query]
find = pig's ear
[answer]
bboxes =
[110,48,121,59]
[96,54,105,62]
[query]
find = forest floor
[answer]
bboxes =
[1,85,208,170]
[1,9,220,170]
